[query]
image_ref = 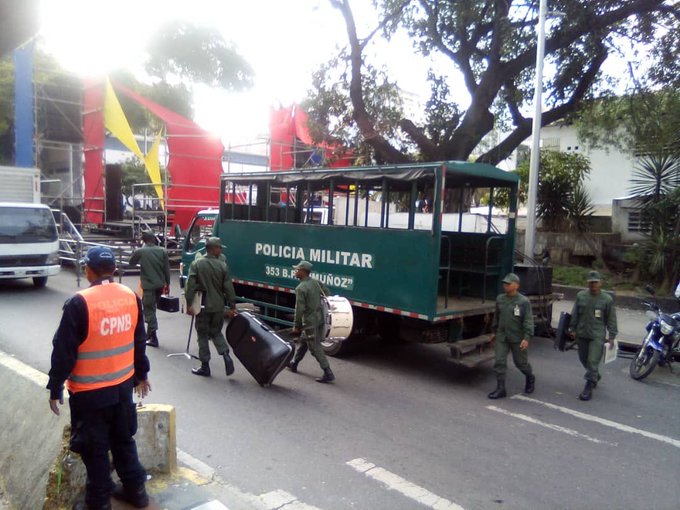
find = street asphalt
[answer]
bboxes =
[1,270,678,510]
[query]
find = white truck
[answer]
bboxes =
[0,166,61,287]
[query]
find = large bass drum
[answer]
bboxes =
[321,295,354,342]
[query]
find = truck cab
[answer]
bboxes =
[0,202,61,287]
[179,208,220,287]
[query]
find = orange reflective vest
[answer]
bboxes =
[67,281,138,393]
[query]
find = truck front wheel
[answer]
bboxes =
[33,276,48,288]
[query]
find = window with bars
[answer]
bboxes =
[627,211,651,233]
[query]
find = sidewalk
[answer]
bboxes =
[552,298,646,349]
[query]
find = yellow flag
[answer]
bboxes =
[144,131,164,206]
[103,78,143,159]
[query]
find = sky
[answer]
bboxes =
[38,0,447,148]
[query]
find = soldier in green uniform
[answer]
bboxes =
[185,237,237,378]
[569,271,618,401]
[129,230,170,347]
[289,260,335,383]
[488,273,535,399]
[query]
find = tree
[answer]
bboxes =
[146,21,253,92]
[575,89,680,156]
[114,21,254,133]
[306,1,678,165]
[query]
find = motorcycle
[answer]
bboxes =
[629,285,680,380]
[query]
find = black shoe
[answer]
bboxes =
[223,353,235,376]
[288,361,299,373]
[112,483,149,508]
[192,363,211,377]
[72,501,112,510]
[579,381,594,401]
[145,334,159,348]
[316,368,335,383]
[524,374,536,394]
[488,381,506,399]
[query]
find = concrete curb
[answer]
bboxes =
[0,350,178,510]
[0,351,65,510]
[552,284,679,311]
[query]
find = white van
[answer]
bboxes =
[0,202,61,287]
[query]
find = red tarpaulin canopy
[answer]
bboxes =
[82,79,105,224]
[81,79,225,230]
[269,104,352,171]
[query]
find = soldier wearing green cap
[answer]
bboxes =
[569,270,618,401]
[289,260,335,383]
[488,272,535,399]
[129,230,170,348]
[186,237,238,378]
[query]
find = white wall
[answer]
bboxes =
[539,124,637,209]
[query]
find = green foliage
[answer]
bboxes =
[629,153,680,201]
[495,150,593,232]
[145,21,253,91]
[566,183,595,233]
[552,265,612,290]
[575,88,680,155]
[302,52,406,162]
[635,187,680,289]
[121,158,169,196]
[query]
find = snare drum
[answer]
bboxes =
[321,295,354,341]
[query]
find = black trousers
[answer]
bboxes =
[69,399,146,507]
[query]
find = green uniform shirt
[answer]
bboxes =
[186,253,236,313]
[491,292,534,343]
[294,277,328,330]
[570,290,618,341]
[129,245,170,290]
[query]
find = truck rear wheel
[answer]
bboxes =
[33,276,48,288]
[321,338,353,356]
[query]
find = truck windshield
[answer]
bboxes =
[0,207,58,243]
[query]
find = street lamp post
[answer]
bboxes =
[524,0,547,263]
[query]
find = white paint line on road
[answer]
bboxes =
[177,449,323,510]
[0,349,48,387]
[346,458,464,510]
[191,501,229,510]
[259,490,323,510]
[486,405,616,446]
[511,394,680,449]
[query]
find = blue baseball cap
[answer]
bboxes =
[81,246,116,272]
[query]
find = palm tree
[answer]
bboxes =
[629,153,680,202]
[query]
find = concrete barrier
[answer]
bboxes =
[0,351,66,510]
[0,350,176,510]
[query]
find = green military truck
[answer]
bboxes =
[180,161,556,364]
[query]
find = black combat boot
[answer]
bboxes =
[146,331,159,348]
[223,352,235,376]
[288,360,299,373]
[524,373,536,394]
[112,483,149,508]
[316,368,335,383]
[192,362,211,377]
[579,381,594,401]
[487,379,506,399]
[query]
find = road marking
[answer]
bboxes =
[347,458,464,510]
[178,449,323,509]
[512,395,680,449]
[191,502,229,510]
[258,489,322,509]
[486,405,615,446]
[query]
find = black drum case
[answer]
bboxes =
[554,312,571,351]
[225,312,293,386]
